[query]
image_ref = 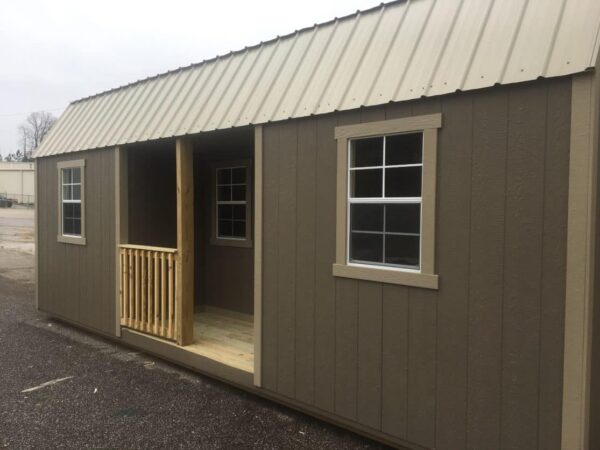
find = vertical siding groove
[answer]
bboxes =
[262,124,280,391]
[535,85,550,450]
[498,91,509,450]
[538,78,570,450]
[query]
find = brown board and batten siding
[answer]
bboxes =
[260,77,571,450]
[37,148,117,336]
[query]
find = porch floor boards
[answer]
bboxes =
[184,311,254,373]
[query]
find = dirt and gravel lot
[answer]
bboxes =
[0,207,389,449]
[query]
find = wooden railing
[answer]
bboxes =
[119,244,178,341]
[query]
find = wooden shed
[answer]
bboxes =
[33,1,600,448]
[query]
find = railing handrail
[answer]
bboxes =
[119,243,177,253]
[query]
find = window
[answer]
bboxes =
[349,133,422,269]
[333,114,441,289]
[211,161,252,247]
[57,160,86,245]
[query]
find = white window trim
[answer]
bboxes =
[210,160,253,248]
[57,159,86,245]
[333,114,441,290]
[346,134,423,271]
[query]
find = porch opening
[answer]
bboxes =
[118,127,255,374]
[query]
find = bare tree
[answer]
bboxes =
[17,111,57,160]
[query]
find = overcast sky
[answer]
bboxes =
[0,0,379,156]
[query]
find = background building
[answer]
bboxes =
[0,162,35,204]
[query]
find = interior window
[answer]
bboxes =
[216,166,248,239]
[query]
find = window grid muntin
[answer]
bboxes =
[61,167,82,237]
[216,166,248,240]
[347,132,423,270]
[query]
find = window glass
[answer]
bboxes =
[385,167,422,197]
[386,203,420,234]
[350,169,382,198]
[385,133,423,165]
[350,232,383,263]
[216,166,248,240]
[350,137,383,167]
[348,132,423,269]
[61,167,82,237]
[232,167,246,183]
[350,204,383,232]
[385,235,420,267]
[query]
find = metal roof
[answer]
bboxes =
[35,0,600,158]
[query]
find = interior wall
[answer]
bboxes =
[193,128,254,315]
[127,141,177,248]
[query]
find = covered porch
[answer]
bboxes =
[116,127,258,377]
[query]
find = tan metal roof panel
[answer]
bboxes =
[35,0,600,158]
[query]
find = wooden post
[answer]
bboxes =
[176,138,194,345]
[115,146,128,336]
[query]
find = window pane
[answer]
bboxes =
[232,185,246,201]
[72,185,81,201]
[217,168,231,184]
[71,203,81,219]
[386,203,420,234]
[350,232,383,263]
[62,185,72,201]
[385,235,420,267]
[62,168,72,184]
[232,204,246,220]
[232,220,246,237]
[217,186,231,201]
[350,169,382,198]
[350,137,383,167]
[218,220,233,237]
[385,167,422,197]
[218,205,233,220]
[232,167,246,184]
[63,218,74,235]
[72,218,81,236]
[63,203,73,219]
[385,133,423,165]
[350,204,383,232]
[72,167,81,183]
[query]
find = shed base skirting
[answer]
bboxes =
[40,311,418,449]
[119,328,419,450]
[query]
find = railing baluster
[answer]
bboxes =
[168,253,174,340]
[118,245,178,342]
[152,252,159,334]
[128,249,133,328]
[161,253,167,337]
[142,251,147,332]
[135,249,140,328]
[147,251,152,332]
[119,250,124,322]
[122,249,126,324]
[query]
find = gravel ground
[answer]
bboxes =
[0,207,390,449]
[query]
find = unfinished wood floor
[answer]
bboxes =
[184,311,254,373]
